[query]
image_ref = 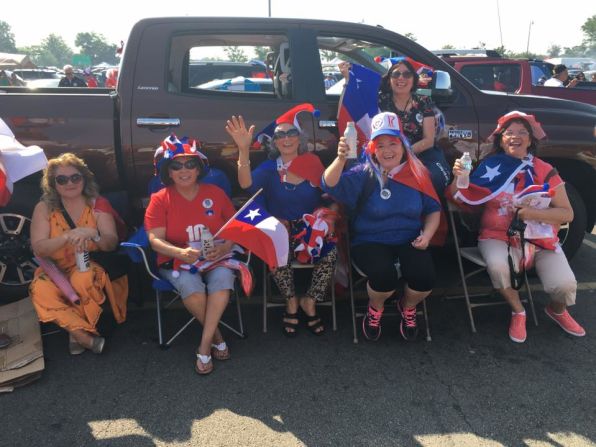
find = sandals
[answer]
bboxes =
[304,314,325,336]
[68,334,85,355]
[282,312,299,338]
[195,353,214,375]
[211,342,231,361]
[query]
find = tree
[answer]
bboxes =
[494,46,507,57]
[404,32,417,42]
[224,46,247,62]
[0,21,17,53]
[320,50,337,62]
[441,44,455,49]
[581,15,596,47]
[253,46,270,61]
[75,32,118,65]
[546,44,561,57]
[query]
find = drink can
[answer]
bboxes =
[76,250,90,272]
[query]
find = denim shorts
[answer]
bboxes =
[159,267,235,299]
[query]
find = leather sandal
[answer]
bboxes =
[195,353,214,375]
[211,343,231,361]
[282,312,299,338]
[304,314,325,336]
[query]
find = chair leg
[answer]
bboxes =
[165,316,196,347]
[349,270,358,344]
[525,275,538,327]
[422,299,431,342]
[235,288,246,338]
[331,272,337,332]
[454,253,477,333]
[156,290,165,347]
[262,265,268,333]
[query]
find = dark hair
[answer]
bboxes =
[159,156,207,185]
[491,118,539,155]
[553,64,567,75]
[379,59,419,96]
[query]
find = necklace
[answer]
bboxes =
[393,96,411,114]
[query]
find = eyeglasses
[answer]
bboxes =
[390,70,413,79]
[55,173,83,185]
[502,130,530,138]
[169,159,199,170]
[273,128,300,140]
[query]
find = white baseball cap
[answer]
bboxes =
[370,112,402,140]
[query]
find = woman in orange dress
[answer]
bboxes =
[29,153,128,355]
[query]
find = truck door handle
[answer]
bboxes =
[136,117,181,128]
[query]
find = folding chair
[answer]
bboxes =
[348,257,432,344]
[262,261,337,333]
[121,227,247,348]
[446,201,538,333]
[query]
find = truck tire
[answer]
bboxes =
[559,183,587,260]
[0,203,36,304]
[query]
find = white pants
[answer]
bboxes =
[478,239,577,306]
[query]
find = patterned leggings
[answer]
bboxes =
[271,243,338,302]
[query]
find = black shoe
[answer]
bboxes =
[362,305,383,341]
[398,300,418,341]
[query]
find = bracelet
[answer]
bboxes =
[237,160,251,168]
[92,231,101,243]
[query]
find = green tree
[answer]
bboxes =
[404,32,417,42]
[494,45,507,57]
[37,34,73,67]
[0,21,17,53]
[441,44,455,49]
[581,15,596,47]
[546,44,561,57]
[224,46,248,62]
[75,32,117,65]
[253,46,270,61]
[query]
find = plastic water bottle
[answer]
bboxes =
[344,122,358,159]
[201,227,214,255]
[456,152,472,189]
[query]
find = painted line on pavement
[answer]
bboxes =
[582,238,596,250]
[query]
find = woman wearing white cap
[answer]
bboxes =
[322,112,441,342]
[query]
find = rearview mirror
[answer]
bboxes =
[431,70,452,98]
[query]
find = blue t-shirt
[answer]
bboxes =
[248,159,323,221]
[321,164,440,246]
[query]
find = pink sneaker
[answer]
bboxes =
[545,307,586,337]
[509,313,527,343]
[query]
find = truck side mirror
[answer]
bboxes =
[430,70,453,99]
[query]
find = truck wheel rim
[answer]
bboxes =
[0,213,36,287]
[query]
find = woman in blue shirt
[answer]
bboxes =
[323,112,440,342]
[226,112,337,337]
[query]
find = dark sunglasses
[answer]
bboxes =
[390,70,413,79]
[169,159,200,171]
[273,128,300,140]
[55,173,83,185]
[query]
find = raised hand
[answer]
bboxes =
[225,115,255,154]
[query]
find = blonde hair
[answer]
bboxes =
[40,153,99,211]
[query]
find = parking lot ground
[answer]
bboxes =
[2,235,596,447]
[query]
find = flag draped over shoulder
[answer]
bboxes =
[453,153,534,206]
[217,204,289,270]
[286,152,325,188]
[338,64,382,143]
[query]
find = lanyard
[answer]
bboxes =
[276,157,292,183]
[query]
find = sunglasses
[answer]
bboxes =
[169,159,200,171]
[273,128,300,140]
[390,70,413,79]
[55,173,83,185]
[502,130,530,138]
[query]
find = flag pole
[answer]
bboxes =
[213,188,263,239]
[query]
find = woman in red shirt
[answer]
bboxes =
[145,141,236,375]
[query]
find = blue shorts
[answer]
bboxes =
[159,267,235,299]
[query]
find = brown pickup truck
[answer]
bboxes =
[443,56,596,106]
[1,17,595,299]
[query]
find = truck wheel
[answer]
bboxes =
[559,183,587,260]
[0,204,36,303]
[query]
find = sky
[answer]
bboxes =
[3,1,595,55]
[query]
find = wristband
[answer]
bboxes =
[91,232,101,242]
[237,160,251,168]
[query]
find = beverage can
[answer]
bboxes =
[75,250,90,272]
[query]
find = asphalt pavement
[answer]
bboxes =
[2,235,596,447]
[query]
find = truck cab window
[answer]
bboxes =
[170,34,287,97]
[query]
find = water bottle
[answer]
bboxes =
[456,152,472,189]
[344,122,358,159]
[75,250,90,272]
[201,227,214,256]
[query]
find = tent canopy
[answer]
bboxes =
[0,53,36,69]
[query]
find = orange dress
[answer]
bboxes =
[29,205,128,334]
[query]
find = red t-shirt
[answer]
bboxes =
[144,184,236,265]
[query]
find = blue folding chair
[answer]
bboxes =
[121,227,247,348]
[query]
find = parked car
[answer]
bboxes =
[0,17,595,300]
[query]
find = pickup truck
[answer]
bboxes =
[1,17,595,299]
[442,56,596,106]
